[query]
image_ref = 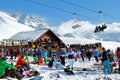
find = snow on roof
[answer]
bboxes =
[10,29,48,41]
[59,37,89,45]
[60,36,120,53]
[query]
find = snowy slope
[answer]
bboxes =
[0,11,34,41]
[5,56,120,80]
[9,13,49,30]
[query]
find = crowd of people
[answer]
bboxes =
[0,44,120,79]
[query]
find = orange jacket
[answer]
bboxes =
[16,57,27,68]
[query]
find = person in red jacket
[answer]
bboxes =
[117,47,120,73]
[16,54,30,75]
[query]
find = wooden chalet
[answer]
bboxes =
[10,29,65,57]
[31,29,65,49]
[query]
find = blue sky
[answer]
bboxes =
[0,0,120,26]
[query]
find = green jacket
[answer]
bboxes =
[33,55,38,63]
[0,58,17,77]
[25,54,29,62]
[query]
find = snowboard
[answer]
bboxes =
[64,68,74,75]
[29,76,43,80]
[114,68,120,74]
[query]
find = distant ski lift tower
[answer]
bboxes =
[98,11,107,31]
[98,11,104,24]
[72,12,81,29]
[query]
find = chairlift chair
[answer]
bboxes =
[72,24,81,29]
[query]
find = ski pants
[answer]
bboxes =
[103,60,111,74]
[44,58,47,64]
[69,59,75,70]
[60,56,65,66]
[1,70,22,79]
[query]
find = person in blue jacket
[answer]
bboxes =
[94,48,99,62]
[59,49,66,66]
[43,49,48,64]
[37,49,43,64]
[80,49,85,61]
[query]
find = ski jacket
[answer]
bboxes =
[33,55,38,63]
[43,51,47,58]
[81,50,84,56]
[94,49,99,57]
[102,51,108,61]
[117,50,120,66]
[117,51,120,59]
[16,57,28,69]
[59,50,66,56]
[108,53,114,62]
[25,54,29,62]
[67,51,75,59]
[38,51,43,58]
[0,58,17,77]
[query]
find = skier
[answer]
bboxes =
[102,49,111,74]
[107,49,115,73]
[25,54,29,63]
[48,57,54,68]
[59,48,66,66]
[3,47,8,58]
[16,54,30,76]
[94,48,99,62]
[37,49,43,65]
[53,59,62,69]
[80,49,85,61]
[76,50,81,61]
[0,49,22,80]
[43,49,48,64]
[117,47,120,73]
[32,53,38,64]
[10,48,14,60]
[67,48,76,70]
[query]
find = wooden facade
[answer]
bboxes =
[29,29,65,57]
[31,29,65,49]
[0,29,65,50]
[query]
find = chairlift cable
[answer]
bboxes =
[59,0,120,21]
[26,0,98,21]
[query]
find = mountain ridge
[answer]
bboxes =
[0,11,120,44]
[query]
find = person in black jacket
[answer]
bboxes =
[102,49,111,74]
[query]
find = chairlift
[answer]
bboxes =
[94,24,107,33]
[72,24,81,29]
[94,11,107,33]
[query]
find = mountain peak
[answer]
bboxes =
[16,14,49,30]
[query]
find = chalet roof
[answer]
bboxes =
[10,29,49,41]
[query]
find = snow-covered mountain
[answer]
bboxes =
[55,19,120,42]
[0,11,34,41]
[0,11,50,41]
[0,11,120,50]
[8,13,49,30]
